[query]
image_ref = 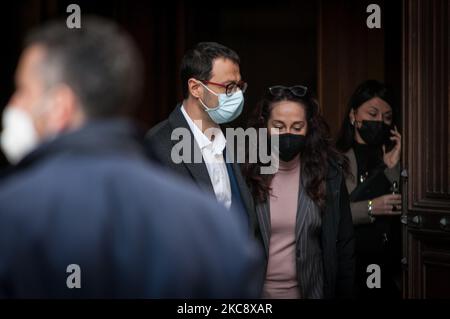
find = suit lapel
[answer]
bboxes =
[295,177,311,243]
[168,105,214,194]
[256,200,271,257]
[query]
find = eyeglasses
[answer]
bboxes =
[201,80,248,97]
[268,85,308,97]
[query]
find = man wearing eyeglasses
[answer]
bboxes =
[146,42,259,240]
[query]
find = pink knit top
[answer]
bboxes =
[262,155,301,299]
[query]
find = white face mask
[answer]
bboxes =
[1,106,39,164]
[198,82,244,124]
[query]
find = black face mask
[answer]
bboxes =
[356,120,392,146]
[272,133,306,162]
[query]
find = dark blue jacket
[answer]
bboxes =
[0,119,262,298]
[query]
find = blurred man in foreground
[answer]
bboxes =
[0,17,261,298]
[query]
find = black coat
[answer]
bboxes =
[0,119,262,298]
[321,161,355,298]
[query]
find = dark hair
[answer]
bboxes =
[242,88,346,208]
[336,80,396,152]
[180,42,240,99]
[25,16,144,118]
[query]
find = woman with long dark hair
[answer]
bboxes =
[336,80,402,298]
[243,85,354,299]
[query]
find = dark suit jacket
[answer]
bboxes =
[256,160,355,299]
[146,104,259,237]
[0,119,261,298]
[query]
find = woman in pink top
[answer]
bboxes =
[243,86,355,299]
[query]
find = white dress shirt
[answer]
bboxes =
[181,105,232,209]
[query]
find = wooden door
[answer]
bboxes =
[401,0,450,299]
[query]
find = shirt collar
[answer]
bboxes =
[180,105,226,155]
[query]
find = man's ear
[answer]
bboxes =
[51,85,83,132]
[188,78,202,99]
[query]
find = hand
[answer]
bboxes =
[371,194,402,216]
[383,126,401,169]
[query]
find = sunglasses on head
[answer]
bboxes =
[268,85,308,97]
